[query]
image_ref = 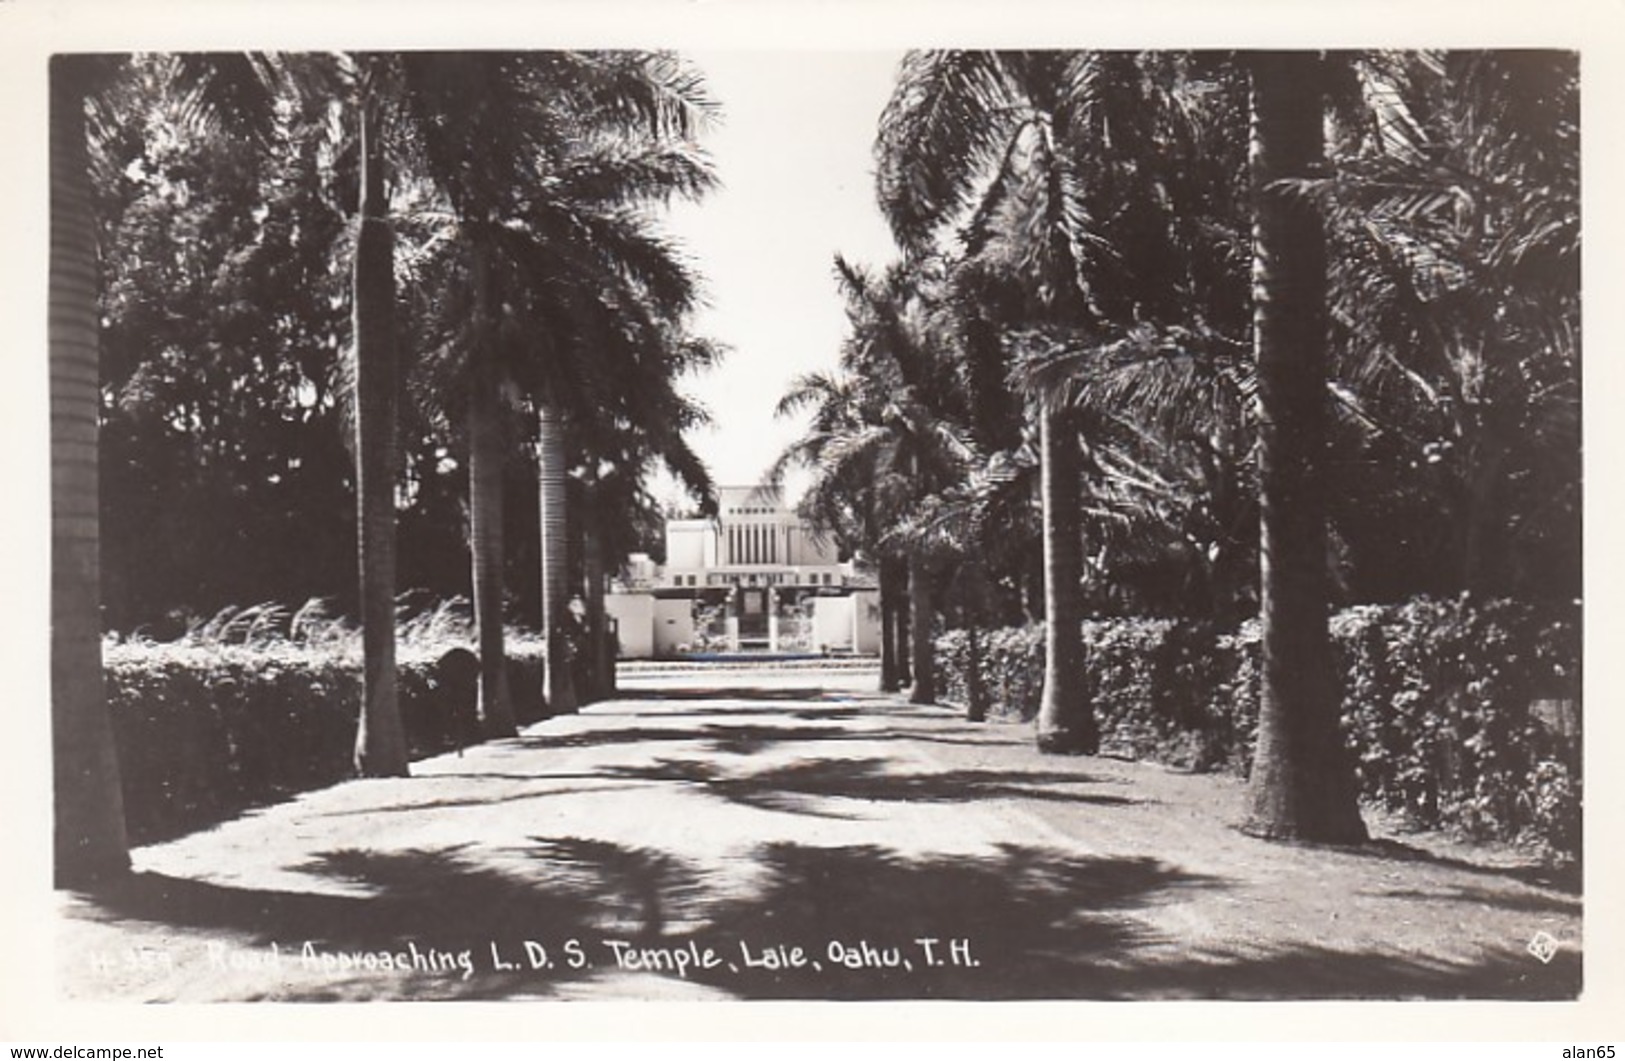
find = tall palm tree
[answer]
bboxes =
[271,50,414,775]
[391,51,716,723]
[515,55,716,715]
[836,257,956,704]
[877,51,1196,749]
[775,255,973,703]
[525,160,715,713]
[509,291,719,704]
[348,54,411,775]
[1233,49,1575,839]
[1240,51,1367,843]
[51,53,285,883]
[568,337,720,700]
[536,402,574,713]
[51,55,128,887]
[881,53,1077,743]
[772,370,906,687]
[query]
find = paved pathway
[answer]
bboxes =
[56,667,1581,1003]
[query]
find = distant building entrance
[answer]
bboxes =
[606,486,880,658]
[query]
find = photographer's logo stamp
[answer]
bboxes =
[1527,930,1560,964]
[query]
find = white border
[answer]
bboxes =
[2,0,1619,1043]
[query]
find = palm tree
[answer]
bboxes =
[51,55,129,887]
[125,51,416,777]
[512,296,720,704]
[877,51,1194,749]
[1318,50,1579,603]
[772,370,906,687]
[1055,345,1259,620]
[390,51,716,723]
[519,56,715,715]
[1239,51,1367,843]
[348,54,411,774]
[1233,50,1575,839]
[50,53,286,883]
[536,402,574,712]
[568,338,720,699]
[256,50,413,775]
[465,239,517,732]
[775,255,973,703]
[835,257,970,705]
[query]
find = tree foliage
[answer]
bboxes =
[93,53,720,641]
[845,49,1578,631]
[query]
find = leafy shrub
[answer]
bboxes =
[104,607,552,845]
[1329,597,1581,851]
[941,619,1246,771]
[977,625,1045,722]
[935,596,1581,857]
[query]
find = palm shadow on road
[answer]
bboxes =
[513,715,1029,756]
[63,831,1578,1002]
[64,686,1579,1002]
[595,686,863,704]
[601,756,1141,819]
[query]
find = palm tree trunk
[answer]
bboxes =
[965,623,988,723]
[908,553,936,704]
[583,521,612,702]
[467,243,516,738]
[878,558,900,692]
[351,81,409,777]
[1459,418,1505,597]
[894,561,913,687]
[51,57,129,886]
[537,402,577,714]
[1241,51,1366,843]
[1035,404,1097,754]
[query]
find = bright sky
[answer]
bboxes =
[659,50,907,504]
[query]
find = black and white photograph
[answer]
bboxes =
[3,0,1619,1046]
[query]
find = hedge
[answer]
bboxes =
[936,596,1581,857]
[103,637,550,845]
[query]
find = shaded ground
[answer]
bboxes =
[57,666,1581,1002]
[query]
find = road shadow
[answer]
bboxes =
[1352,838,1582,894]
[62,834,1575,1001]
[514,721,868,753]
[601,757,1140,820]
[513,716,1020,756]
[601,686,853,703]
[1366,883,1579,918]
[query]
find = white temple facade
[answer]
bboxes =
[607,486,880,658]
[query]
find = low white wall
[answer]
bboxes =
[605,593,655,660]
[613,591,877,659]
[812,597,854,653]
[853,589,881,654]
[810,593,880,655]
[653,597,696,657]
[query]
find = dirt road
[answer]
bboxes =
[56,667,1581,1003]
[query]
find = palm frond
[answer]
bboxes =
[876,50,1021,251]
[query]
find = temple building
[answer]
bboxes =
[606,486,880,658]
